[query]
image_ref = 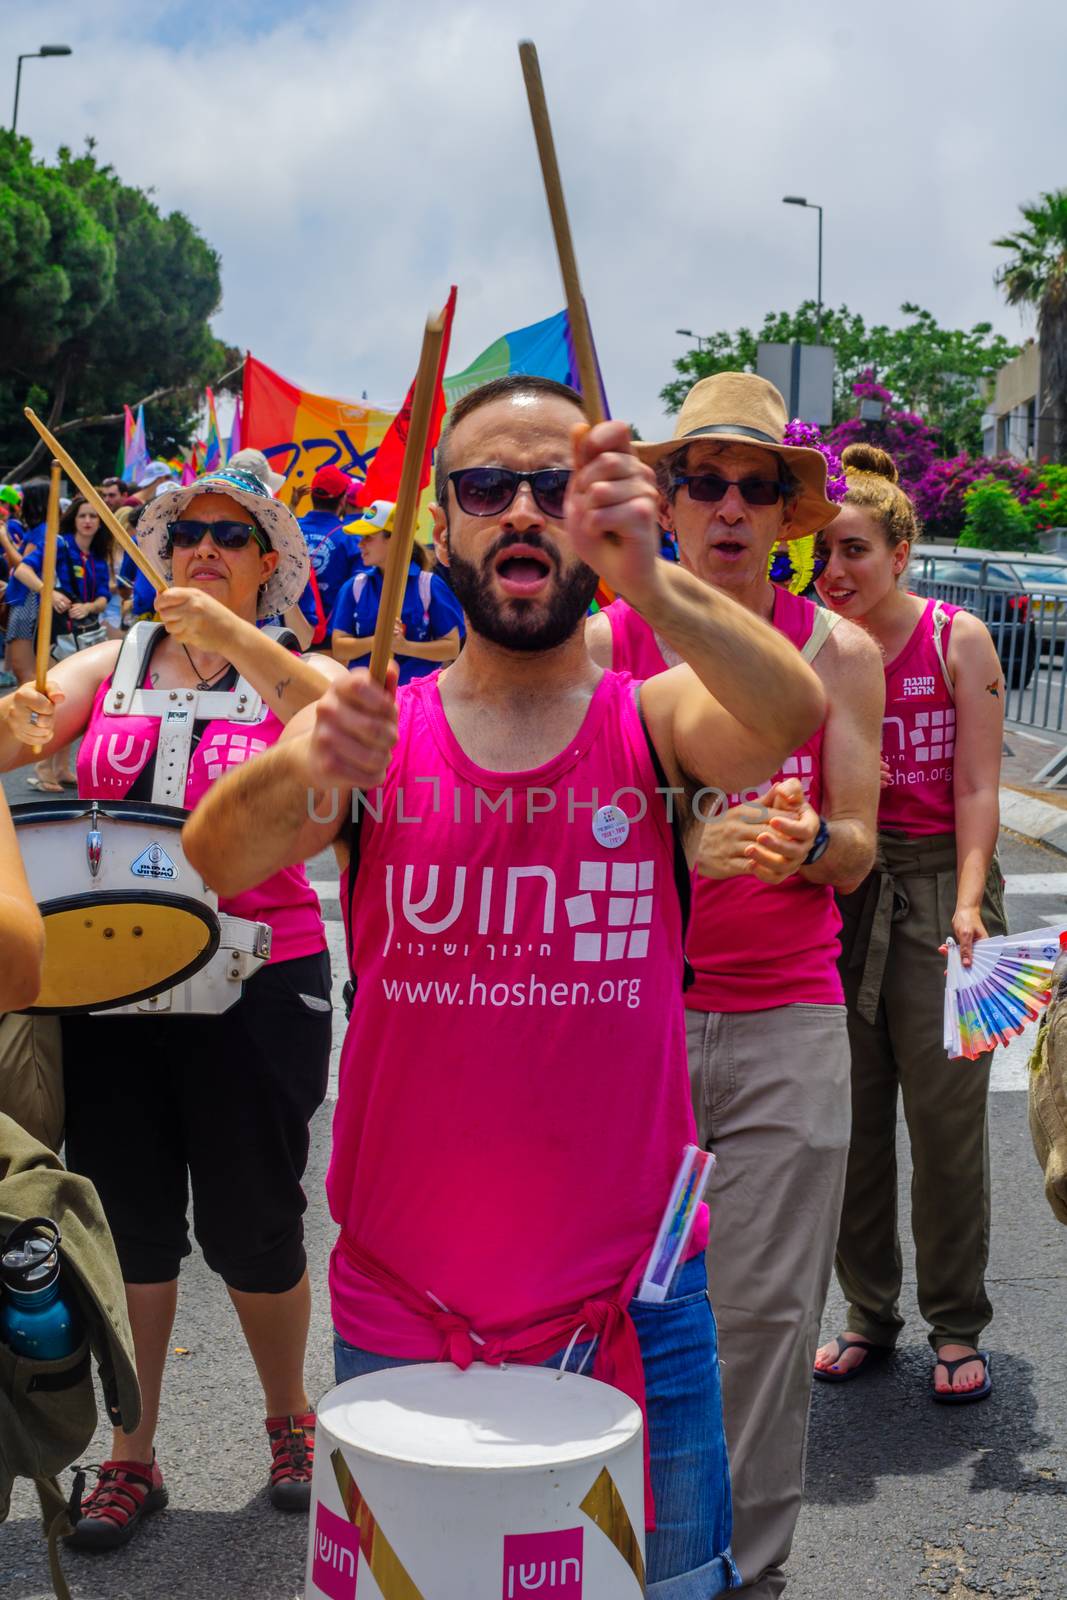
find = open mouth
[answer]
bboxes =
[709,539,746,560]
[493,544,554,597]
[823,588,856,606]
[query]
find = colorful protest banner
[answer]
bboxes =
[242,355,397,502]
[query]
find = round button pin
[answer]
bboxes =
[592,803,630,849]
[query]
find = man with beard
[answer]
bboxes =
[184,375,825,1597]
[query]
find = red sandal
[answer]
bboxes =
[266,1412,316,1511]
[64,1455,168,1551]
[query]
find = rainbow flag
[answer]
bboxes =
[228,396,243,461]
[203,387,222,472]
[443,308,605,409]
[242,355,398,515]
[124,403,149,485]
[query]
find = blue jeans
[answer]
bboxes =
[333,1254,741,1598]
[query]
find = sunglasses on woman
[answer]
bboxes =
[166,519,271,554]
[670,473,790,507]
[448,467,571,520]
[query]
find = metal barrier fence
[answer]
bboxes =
[910,576,1067,785]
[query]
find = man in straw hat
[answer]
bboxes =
[185,374,828,1596]
[588,372,885,1596]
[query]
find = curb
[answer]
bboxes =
[1000,787,1067,857]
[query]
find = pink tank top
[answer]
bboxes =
[607,588,843,1013]
[605,597,672,678]
[328,669,706,1356]
[77,674,326,964]
[878,597,958,836]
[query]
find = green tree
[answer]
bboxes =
[0,133,237,482]
[994,189,1067,462]
[661,303,1018,454]
[959,477,1037,552]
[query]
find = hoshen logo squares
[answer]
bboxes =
[564,860,654,961]
[910,708,956,762]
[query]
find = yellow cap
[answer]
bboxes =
[344,500,397,537]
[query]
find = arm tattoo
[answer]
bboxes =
[149,672,160,687]
[275,676,292,700]
[985,679,1000,698]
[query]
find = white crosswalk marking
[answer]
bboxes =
[1004,873,1067,896]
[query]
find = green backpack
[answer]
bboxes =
[0,1112,141,1598]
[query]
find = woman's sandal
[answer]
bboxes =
[26,775,64,793]
[931,1350,992,1405]
[812,1334,894,1384]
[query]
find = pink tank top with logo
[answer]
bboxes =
[328,669,706,1355]
[607,588,843,1013]
[605,597,677,680]
[77,674,326,963]
[878,597,959,836]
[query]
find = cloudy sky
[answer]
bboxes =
[4,0,1063,436]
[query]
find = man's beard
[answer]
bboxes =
[447,537,600,653]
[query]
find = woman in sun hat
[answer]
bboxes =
[0,465,348,1548]
[331,498,465,683]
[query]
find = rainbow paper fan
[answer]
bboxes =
[944,924,1067,1060]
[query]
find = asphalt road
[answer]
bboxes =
[2,803,1065,1599]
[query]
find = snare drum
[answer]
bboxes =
[11,799,221,1014]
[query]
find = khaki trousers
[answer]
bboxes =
[835,835,1006,1350]
[687,1003,851,1598]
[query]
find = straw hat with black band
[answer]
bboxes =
[635,373,840,540]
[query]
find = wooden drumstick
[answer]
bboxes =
[518,40,605,425]
[23,408,168,593]
[31,461,62,755]
[368,311,447,684]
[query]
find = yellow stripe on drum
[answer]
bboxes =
[34,899,217,1011]
[580,1465,647,1591]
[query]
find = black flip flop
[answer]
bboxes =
[812,1335,893,1384]
[931,1350,992,1405]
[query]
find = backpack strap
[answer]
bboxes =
[931,600,955,699]
[304,567,328,646]
[33,1474,75,1600]
[801,605,842,664]
[636,688,695,992]
[417,567,433,629]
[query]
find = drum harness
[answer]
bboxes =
[90,620,290,1015]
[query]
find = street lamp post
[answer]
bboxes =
[782,196,823,344]
[676,328,712,353]
[12,45,72,133]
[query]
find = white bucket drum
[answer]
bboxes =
[306,1363,645,1600]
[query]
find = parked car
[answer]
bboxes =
[1007,554,1067,653]
[909,545,1038,688]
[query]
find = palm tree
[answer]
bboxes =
[994,190,1067,461]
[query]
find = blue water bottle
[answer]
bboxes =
[0,1216,82,1361]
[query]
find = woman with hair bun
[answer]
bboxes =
[811,441,1006,1404]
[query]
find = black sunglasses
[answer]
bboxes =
[670,473,790,507]
[448,467,571,520]
[166,519,270,554]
